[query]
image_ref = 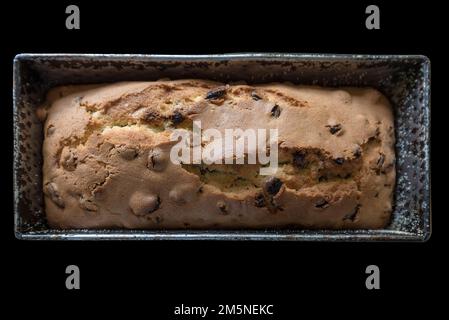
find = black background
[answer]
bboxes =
[1,1,442,318]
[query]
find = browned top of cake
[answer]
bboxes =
[41,80,395,229]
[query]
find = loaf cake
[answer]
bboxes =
[41,80,395,229]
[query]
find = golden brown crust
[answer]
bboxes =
[42,80,395,229]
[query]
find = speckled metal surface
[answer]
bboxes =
[13,53,431,241]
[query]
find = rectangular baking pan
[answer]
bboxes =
[13,53,431,241]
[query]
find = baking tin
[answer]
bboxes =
[13,53,431,241]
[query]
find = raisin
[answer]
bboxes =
[353,147,362,159]
[315,198,329,209]
[171,111,184,125]
[292,150,307,168]
[318,175,328,182]
[150,196,161,213]
[334,157,345,165]
[251,91,262,101]
[375,127,380,137]
[217,201,228,215]
[199,165,207,175]
[264,177,283,195]
[270,104,281,118]
[155,216,163,224]
[79,196,98,212]
[254,193,266,207]
[147,148,167,171]
[343,204,361,221]
[377,153,385,167]
[46,125,56,136]
[206,86,227,100]
[326,124,342,135]
[44,182,65,208]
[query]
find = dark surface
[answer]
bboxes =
[1,1,443,318]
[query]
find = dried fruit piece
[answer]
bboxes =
[377,153,385,168]
[79,196,98,212]
[206,86,227,100]
[44,182,65,208]
[217,201,228,215]
[199,165,208,175]
[318,175,328,182]
[353,146,362,159]
[251,91,262,101]
[264,177,283,195]
[343,204,361,221]
[154,216,163,224]
[372,152,386,174]
[326,123,342,135]
[334,157,345,165]
[171,111,184,125]
[292,150,307,168]
[254,193,266,207]
[270,104,281,118]
[147,148,167,171]
[375,127,381,137]
[315,198,329,209]
[46,125,56,136]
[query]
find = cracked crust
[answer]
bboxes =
[42,80,395,229]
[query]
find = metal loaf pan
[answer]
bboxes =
[13,53,431,241]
